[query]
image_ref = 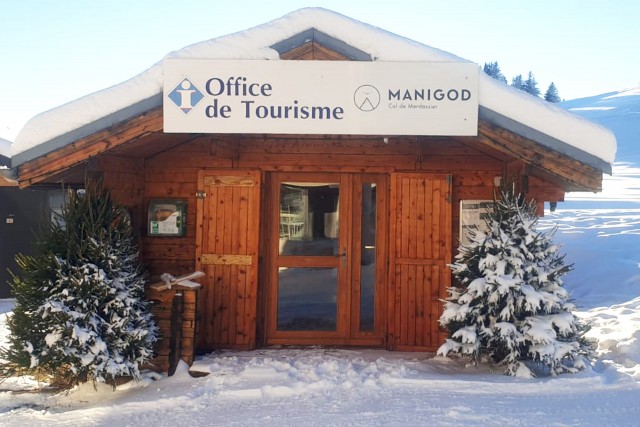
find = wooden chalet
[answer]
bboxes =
[7,9,615,371]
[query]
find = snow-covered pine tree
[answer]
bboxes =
[483,61,508,84]
[0,177,157,386]
[523,71,541,97]
[544,82,562,103]
[511,74,525,91]
[437,183,591,378]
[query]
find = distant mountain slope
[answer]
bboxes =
[563,88,640,161]
[538,88,640,319]
[561,87,640,203]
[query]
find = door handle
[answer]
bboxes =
[340,251,347,268]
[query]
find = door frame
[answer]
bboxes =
[264,171,388,346]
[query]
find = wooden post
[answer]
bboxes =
[168,292,184,376]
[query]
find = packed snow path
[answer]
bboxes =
[2,347,640,426]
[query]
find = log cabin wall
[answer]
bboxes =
[92,132,566,357]
[135,133,507,278]
[98,155,146,228]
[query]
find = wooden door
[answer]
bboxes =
[195,169,261,351]
[265,172,387,346]
[388,173,452,351]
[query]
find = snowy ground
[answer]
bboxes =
[1,341,640,426]
[1,205,640,426]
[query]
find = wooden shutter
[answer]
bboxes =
[196,170,261,350]
[388,173,452,351]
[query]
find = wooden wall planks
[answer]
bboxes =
[95,133,567,360]
[389,173,452,351]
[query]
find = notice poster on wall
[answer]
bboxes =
[148,200,187,236]
[459,200,492,245]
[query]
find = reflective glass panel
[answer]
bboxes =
[279,182,339,256]
[277,267,338,331]
[360,183,376,332]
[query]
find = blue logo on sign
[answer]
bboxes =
[168,78,204,114]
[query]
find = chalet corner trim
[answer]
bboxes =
[479,106,612,175]
[270,28,373,61]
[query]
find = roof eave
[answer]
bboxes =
[271,28,373,61]
[11,94,162,168]
[479,106,612,175]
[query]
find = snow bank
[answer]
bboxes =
[538,207,640,380]
[11,7,616,167]
[0,299,13,349]
[580,296,640,380]
[539,209,640,308]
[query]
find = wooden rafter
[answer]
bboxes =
[477,120,603,192]
[17,107,163,188]
[280,41,350,61]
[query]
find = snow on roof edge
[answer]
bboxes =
[479,106,611,174]
[10,7,617,170]
[11,95,162,168]
[478,74,617,167]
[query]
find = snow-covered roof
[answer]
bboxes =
[10,7,616,173]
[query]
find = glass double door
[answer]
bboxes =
[266,172,387,346]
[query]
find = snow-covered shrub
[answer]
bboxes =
[437,183,592,378]
[0,177,157,386]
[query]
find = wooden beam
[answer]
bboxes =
[504,159,527,177]
[210,137,240,161]
[279,41,350,61]
[477,120,603,192]
[503,159,529,194]
[201,253,253,266]
[202,175,255,187]
[17,107,163,188]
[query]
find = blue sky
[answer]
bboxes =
[1,0,638,141]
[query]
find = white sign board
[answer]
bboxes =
[163,59,478,136]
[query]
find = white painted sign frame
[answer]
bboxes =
[163,59,478,136]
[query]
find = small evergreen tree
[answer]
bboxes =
[483,61,508,84]
[523,71,541,97]
[437,183,592,378]
[0,177,157,386]
[511,74,525,90]
[544,82,562,103]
